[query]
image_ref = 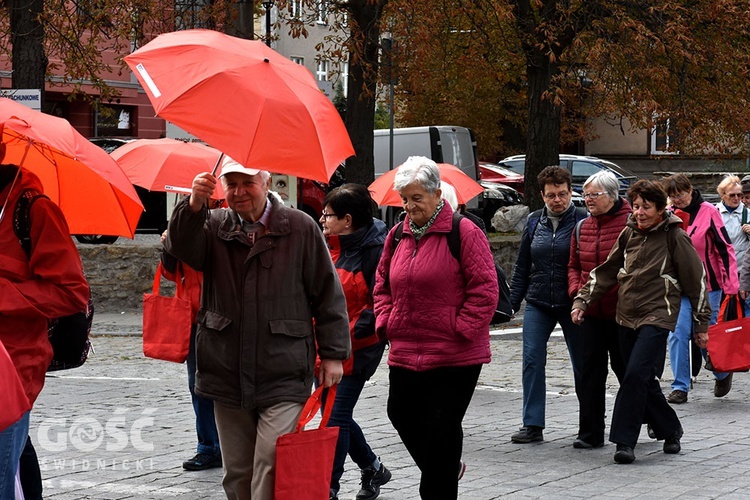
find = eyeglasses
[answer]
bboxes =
[543,191,571,201]
[726,193,742,198]
[583,191,606,200]
[320,212,338,218]
[670,191,691,201]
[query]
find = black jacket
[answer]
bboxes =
[510,203,587,311]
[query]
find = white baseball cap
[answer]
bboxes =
[218,155,261,178]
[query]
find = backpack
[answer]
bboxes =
[13,189,94,371]
[392,211,513,324]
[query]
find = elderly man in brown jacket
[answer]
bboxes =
[166,157,351,500]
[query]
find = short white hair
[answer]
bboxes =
[440,181,458,210]
[583,170,619,200]
[393,156,441,194]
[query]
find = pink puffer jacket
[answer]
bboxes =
[373,203,498,371]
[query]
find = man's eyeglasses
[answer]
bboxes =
[583,191,606,200]
[321,212,338,218]
[543,191,571,201]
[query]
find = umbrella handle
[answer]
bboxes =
[210,152,224,177]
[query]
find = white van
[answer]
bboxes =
[373,126,480,213]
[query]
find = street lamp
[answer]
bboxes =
[381,35,397,172]
[263,0,273,47]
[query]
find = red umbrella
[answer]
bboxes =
[110,138,226,199]
[368,163,485,207]
[124,29,354,183]
[0,98,143,237]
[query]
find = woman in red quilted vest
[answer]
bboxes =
[568,171,631,449]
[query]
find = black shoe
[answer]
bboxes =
[715,373,733,398]
[664,427,683,454]
[614,445,635,464]
[573,438,603,449]
[511,426,543,443]
[646,423,657,440]
[182,452,222,471]
[667,390,688,404]
[330,494,339,500]
[356,463,391,500]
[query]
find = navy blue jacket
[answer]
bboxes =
[510,204,587,311]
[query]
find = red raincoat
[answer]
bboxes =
[0,167,89,405]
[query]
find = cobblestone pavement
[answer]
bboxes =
[29,313,750,499]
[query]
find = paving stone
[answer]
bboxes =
[29,314,750,498]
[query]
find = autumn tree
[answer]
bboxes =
[0,0,244,111]
[278,0,389,185]
[387,0,750,209]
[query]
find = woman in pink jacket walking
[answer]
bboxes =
[373,156,498,500]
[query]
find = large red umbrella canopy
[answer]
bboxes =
[111,138,226,199]
[124,29,354,183]
[368,163,485,207]
[0,98,143,237]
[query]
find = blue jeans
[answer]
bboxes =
[521,302,584,428]
[0,411,30,500]
[320,375,377,495]
[669,291,728,389]
[187,326,220,456]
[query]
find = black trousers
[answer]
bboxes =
[577,317,625,445]
[388,364,481,500]
[20,437,42,500]
[610,325,681,448]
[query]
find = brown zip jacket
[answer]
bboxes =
[573,212,711,333]
[166,194,350,409]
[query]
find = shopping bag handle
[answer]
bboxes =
[152,262,184,297]
[295,384,337,432]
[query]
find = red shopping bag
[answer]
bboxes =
[707,316,750,372]
[142,263,192,363]
[275,385,339,500]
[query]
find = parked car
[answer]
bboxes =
[469,180,524,231]
[496,154,638,196]
[479,162,524,193]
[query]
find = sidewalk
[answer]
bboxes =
[30,313,750,499]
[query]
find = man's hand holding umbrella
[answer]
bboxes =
[190,172,217,212]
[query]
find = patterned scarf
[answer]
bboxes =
[410,199,444,242]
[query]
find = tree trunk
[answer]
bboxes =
[9,0,48,109]
[343,0,387,186]
[523,58,561,211]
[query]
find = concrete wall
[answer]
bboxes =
[586,116,647,156]
[79,236,523,312]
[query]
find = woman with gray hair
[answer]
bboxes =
[568,170,632,448]
[373,156,498,499]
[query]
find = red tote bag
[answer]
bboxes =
[707,316,750,373]
[142,262,192,363]
[275,385,339,500]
